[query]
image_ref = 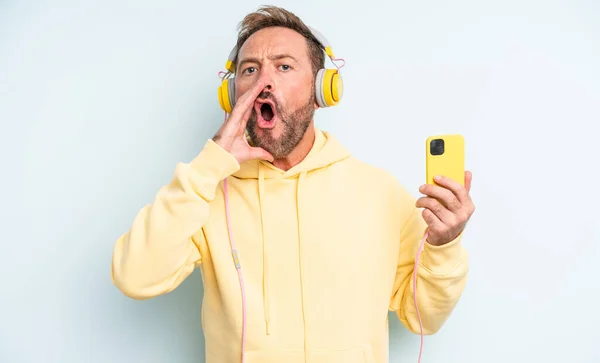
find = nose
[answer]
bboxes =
[258,67,275,93]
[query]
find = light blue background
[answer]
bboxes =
[1,0,599,362]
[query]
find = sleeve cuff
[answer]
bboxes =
[189,139,240,189]
[419,233,467,275]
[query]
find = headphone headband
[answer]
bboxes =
[224,26,335,74]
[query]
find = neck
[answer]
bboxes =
[272,123,315,171]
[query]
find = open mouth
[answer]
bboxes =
[260,103,274,121]
[255,100,277,129]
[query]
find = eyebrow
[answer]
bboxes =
[237,53,299,71]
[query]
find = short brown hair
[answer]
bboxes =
[235,6,325,75]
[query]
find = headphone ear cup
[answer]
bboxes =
[331,71,343,104]
[315,69,343,108]
[228,78,236,110]
[218,78,236,113]
[322,69,343,107]
[315,69,327,108]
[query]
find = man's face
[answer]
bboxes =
[235,26,317,159]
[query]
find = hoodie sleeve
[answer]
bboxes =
[389,186,469,335]
[111,139,240,300]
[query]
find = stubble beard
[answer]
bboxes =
[247,90,315,160]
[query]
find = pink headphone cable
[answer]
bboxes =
[223,178,247,363]
[413,229,429,363]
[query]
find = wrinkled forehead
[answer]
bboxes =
[224,25,331,74]
[239,27,310,60]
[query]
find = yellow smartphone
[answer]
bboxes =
[426,134,465,186]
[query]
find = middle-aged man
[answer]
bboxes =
[111,6,475,363]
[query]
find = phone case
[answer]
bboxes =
[426,134,465,186]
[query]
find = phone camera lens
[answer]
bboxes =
[430,139,445,155]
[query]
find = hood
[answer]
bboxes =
[230,128,350,335]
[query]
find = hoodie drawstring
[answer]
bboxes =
[257,165,270,335]
[258,166,308,338]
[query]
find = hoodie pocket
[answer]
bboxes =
[309,345,376,363]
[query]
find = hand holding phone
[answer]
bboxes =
[417,134,475,246]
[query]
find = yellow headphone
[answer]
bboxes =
[218,26,343,114]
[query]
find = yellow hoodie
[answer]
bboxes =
[111,129,469,363]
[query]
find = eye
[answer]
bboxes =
[243,67,257,75]
[279,64,291,71]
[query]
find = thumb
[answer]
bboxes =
[249,147,274,162]
[465,170,472,192]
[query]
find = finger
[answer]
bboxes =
[433,175,470,205]
[239,101,255,126]
[229,80,265,122]
[419,183,462,212]
[421,208,443,232]
[465,171,472,193]
[249,147,274,162]
[416,196,454,224]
